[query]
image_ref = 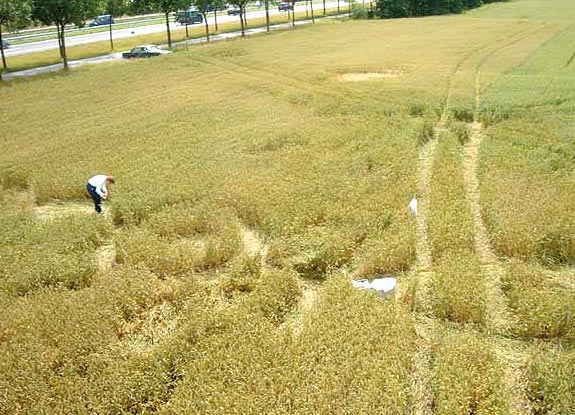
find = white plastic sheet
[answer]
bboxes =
[352,277,397,299]
[409,197,418,217]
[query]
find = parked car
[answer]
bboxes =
[227,5,241,15]
[278,1,293,11]
[1,39,10,49]
[89,14,114,27]
[175,10,203,24]
[122,45,171,59]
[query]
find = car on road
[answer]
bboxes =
[205,3,227,12]
[227,5,241,15]
[122,45,171,59]
[1,39,10,49]
[278,1,293,11]
[175,10,204,24]
[89,14,114,27]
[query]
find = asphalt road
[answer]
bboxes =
[1,2,352,81]
[4,1,348,57]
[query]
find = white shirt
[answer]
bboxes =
[88,174,108,198]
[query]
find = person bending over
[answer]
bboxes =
[86,174,116,213]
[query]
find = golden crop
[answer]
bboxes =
[1,0,575,413]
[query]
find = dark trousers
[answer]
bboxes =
[86,183,102,213]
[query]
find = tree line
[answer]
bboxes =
[0,0,275,75]
[0,0,141,71]
[374,0,507,18]
[0,0,508,77]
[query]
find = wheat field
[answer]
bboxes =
[1,0,574,413]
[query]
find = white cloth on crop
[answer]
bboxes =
[352,277,397,299]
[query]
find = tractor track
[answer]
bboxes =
[193,54,398,112]
[443,23,546,114]
[459,63,532,414]
[407,23,547,414]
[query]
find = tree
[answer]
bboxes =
[374,0,506,19]
[211,0,226,31]
[103,0,127,50]
[227,0,250,36]
[289,0,296,26]
[128,0,158,14]
[33,0,100,69]
[304,0,316,20]
[375,0,408,18]
[309,0,314,23]
[0,0,31,72]
[192,0,214,41]
[263,0,270,31]
[151,0,189,47]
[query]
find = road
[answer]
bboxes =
[2,3,351,80]
[4,1,349,57]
